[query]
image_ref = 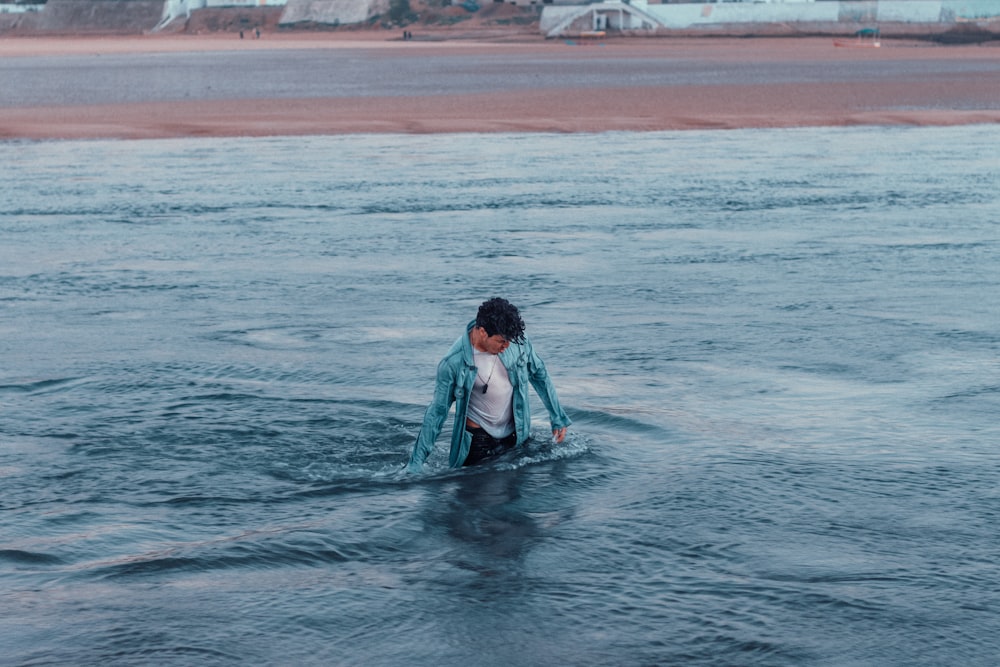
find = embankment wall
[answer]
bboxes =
[20,0,167,33]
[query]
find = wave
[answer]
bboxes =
[76,534,364,580]
[0,549,65,566]
[0,377,86,395]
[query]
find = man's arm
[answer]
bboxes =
[525,341,572,441]
[407,357,457,472]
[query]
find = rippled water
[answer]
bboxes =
[2,127,999,666]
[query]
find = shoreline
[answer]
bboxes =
[4,31,999,57]
[4,93,1000,141]
[2,35,998,139]
[0,32,537,57]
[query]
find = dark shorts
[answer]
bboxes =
[464,426,517,466]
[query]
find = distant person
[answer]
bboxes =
[406,298,571,472]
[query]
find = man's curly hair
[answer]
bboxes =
[476,298,525,344]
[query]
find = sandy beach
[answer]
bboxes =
[1,34,998,139]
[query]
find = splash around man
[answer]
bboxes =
[406,298,571,472]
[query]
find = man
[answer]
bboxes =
[406,298,571,472]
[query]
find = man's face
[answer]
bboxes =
[478,328,511,354]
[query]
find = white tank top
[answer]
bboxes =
[468,349,515,438]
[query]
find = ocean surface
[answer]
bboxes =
[2,127,999,666]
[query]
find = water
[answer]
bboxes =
[2,127,999,666]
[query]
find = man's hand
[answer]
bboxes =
[552,427,567,444]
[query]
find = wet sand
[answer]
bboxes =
[1,34,998,139]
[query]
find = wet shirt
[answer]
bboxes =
[468,349,515,438]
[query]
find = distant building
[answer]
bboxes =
[541,0,1000,37]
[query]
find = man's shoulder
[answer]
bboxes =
[439,331,472,366]
[441,344,466,363]
[501,337,535,364]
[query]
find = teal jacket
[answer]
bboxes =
[407,321,571,471]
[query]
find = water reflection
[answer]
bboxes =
[437,467,539,574]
